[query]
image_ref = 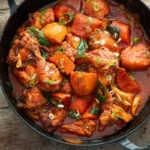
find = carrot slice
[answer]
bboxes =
[116,68,141,94]
[53,4,74,21]
[49,52,75,75]
[71,13,103,37]
[51,92,71,109]
[112,21,131,44]
[82,102,100,119]
[70,96,92,114]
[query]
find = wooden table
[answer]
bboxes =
[0,0,150,149]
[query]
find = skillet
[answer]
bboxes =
[0,0,149,149]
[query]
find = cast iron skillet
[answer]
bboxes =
[0,0,149,149]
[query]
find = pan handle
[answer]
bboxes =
[118,138,149,150]
[7,0,18,14]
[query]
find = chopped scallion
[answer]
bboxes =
[27,27,51,46]
[133,37,139,43]
[59,12,75,25]
[89,106,101,116]
[68,109,81,120]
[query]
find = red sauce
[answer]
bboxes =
[9,67,150,139]
[8,0,150,139]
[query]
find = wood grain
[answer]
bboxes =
[0,0,150,149]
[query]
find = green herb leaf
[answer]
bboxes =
[84,41,89,50]
[55,46,64,54]
[96,93,106,102]
[68,109,81,120]
[76,40,88,58]
[41,50,47,59]
[29,81,36,87]
[113,111,123,119]
[107,26,120,40]
[10,41,13,47]
[50,98,62,106]
[44,79,56,85]
[31,73,37,80]
[59,12,75,25]
[89,106,101,116]
[40,9,47,25]
[16,97,25,103]
[43,92,51,100]
[5,82,13,89]
[133,37,139,43]
[27,27,51,46]
[97,80,108,95]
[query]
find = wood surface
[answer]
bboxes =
[0,0,150,150]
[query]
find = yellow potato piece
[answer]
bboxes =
[70,71,97,96]
[42,22,67,44]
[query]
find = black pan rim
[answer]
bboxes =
[0,0,150,146]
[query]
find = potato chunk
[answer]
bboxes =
[70,71,97,96]
[42,22,67,44]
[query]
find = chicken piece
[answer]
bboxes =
[99,104,132,131]
[84,0,110,20]
[88,66,116,86]
[13,64,37,88]
[36,60,63,92]
[98,109,112,131]
[86,48,119,75]
[61,119,96,136]
[29,8,54,29]
[62,41,77,62]
[26,103,51,120]
[59,79,72,94]
[66,33,80,49]
[6,45,31,68]
[26,107,41,120]
[88,29,120,53]
[46,45,60,57]
[18,87,47,109]
[111,83,134,111]
[111,105,132,123]
[18,31,42,59]
[39,107,66,131]
[121,44,150,71]
[101,93,114,111]
[29,12,42,29]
